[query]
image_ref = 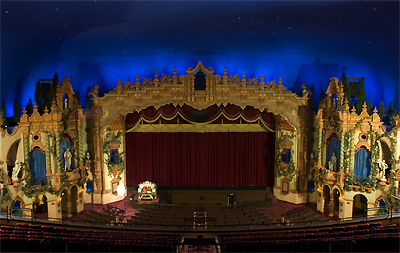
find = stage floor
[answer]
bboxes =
[131,186,271,205]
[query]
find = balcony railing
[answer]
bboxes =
[392,187,400,199]
[353,175,369,182]
[30,177,48,186]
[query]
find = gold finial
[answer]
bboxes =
[154,70,159,85]
[363,101,367,109]
[260,73,265,85]
[118,77,122,85]
[50,98,57,111]
[44,107,49,114]
[278,76,283,87]
[302,80,309,91]
[241,70,246,83]
[33,102,38,111]
[373,107,378,114]
[135,74,140,85]
[222,67,228,84]
[22,107,27,115]
[92,80,99,90]
[172,68,178,84]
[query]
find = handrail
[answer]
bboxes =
[392,187,400,197]
[30,177,48,186]
[131,200,271,211]
[2,203,398,232]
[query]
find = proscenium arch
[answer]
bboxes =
[95,62,306,132]
[92,63,308,189]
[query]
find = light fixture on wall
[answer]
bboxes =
[117,183,127,211]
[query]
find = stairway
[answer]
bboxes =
[181,238,219,253]
[193,211,207,229]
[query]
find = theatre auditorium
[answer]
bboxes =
[1,62,399,252]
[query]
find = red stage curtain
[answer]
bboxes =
[125,131,275,187]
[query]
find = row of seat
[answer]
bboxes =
[126,204,274,228]
[219,222,399,244]
[0,223,181,247]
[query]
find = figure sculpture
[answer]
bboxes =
[12,160,20,181]
[64,148,72,171]
[63,98,68,109]
[328,153,337,172]
[378,159,387,181]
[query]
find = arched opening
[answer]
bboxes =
[70,185,78,214]
[63,93,69,110]
[332,188,340,215]
[12,200,22,217]
[33,195,48,218]
[125,104,276,187]
[12,200,21,209]
[194,70,206,90]
[380,141,392,179]
[6,139,21,180]
[378,199,388,216]
[323,185,330,214]
[29,147,47,185]
[61,189,68,218]
[354,147,371,181]
[353,194,367,217]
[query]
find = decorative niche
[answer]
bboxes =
[281,180,290,195]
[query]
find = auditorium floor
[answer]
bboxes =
[69,187,334,224]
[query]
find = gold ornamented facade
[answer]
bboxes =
[0,62,399,220]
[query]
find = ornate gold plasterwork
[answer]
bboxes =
[93,62,309,132]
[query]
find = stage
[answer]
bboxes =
[131,186,271,206]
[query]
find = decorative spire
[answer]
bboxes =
[172,67,178,84]
[241,70,246,83]
[43,106,49,114]
[222,67,228,84]
[302,80,309,91]
[260,73,265,86]
[362,101,367,110]
[115,77,123,93]
[135,74,141,86]
[33,102,38,111]
[278,76,284,88]
[50,97,57,111]
[92,81,99,97]
[343,96,349,110]
[22,107,27,115]
[154,70,159,86]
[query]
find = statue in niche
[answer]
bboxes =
[64,148,72,171]
[328,153,337,172]
[63,98,68,109]
[378,159,388,181]
[332,97,337,110]
[12,160,20,181]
